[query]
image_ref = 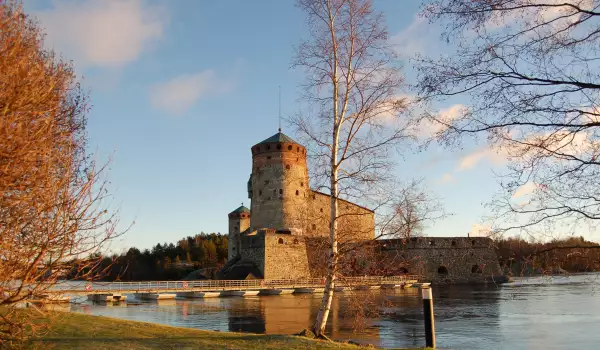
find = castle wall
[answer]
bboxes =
[304,191,375,241]
[228,215,250,259]
[378,237,504,284]
[263,233,311,279]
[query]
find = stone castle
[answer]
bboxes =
[222,131,507,284]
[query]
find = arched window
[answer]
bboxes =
[471,265,482,274]
[296,190,300,195]
[278,238,284,244]
[293,239,299,244]
[437,266,449,275]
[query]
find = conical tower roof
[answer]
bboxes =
[254,131,300,146]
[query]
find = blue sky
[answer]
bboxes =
[22,0,571,251]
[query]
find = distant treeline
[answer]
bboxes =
[87,233,229,281]
[495,236,600,275]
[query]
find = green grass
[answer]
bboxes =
[23,311,363,350]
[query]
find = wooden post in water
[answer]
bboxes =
[422,286,436,348]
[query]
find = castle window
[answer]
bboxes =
[265,180,269,185]
[277,144,282,150]
[429,240,435,246]
[278,238,284,244]
[288,145,292,150]
[293,239,299,244]
[437,266,449,275]
[279,189,283,194]
[320,208,323,213]
[471,240,476,246]
[286,164,291,170]
[259,190,262,196]
[301,182,304,187]
[312,224,316,230]
[267,145,271,150]
[296,190,299,196]
[471,265,483,274]
[297,147,300,152]
[267,156,271,159]
[451,240,457,247]
[312,194,316,200]
[234,226,238,230]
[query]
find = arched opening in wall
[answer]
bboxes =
[286,164,291,170]
[293,238,299,244]
[471,265,483,274]
[296,190,299,196]
[437,266,449,275]
[320,208,323,213]
[278,238,284,244]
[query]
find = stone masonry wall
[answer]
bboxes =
[379,237,504,284]
[263,233,311,279]
[303,191,375,241]
[250,142,309,233]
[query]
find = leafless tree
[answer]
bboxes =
[415,0,600,237]
[292,0,426,337]
[0,1,121,344]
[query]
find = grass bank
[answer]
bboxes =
[22,311,363,349]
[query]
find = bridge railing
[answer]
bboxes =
[48,275,420,293]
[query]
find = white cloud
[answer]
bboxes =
[470,224,492,237]
[417,104,466,138]
[441,173,453,184]
[390,15,428,57]
[36,0,167,68]
[513,182,537,198]
[457,146,509,171]
[149,70,233,115]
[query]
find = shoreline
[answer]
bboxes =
[23,311,424,349]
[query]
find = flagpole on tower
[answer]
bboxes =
[278,85,282,133]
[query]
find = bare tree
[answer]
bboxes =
[0,1,120,344]
[415,0,600,236]
[293,0,416,337]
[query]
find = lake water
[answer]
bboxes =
[65,274,600,349]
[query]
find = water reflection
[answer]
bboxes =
[69,274,600,349]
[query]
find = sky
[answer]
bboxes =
[22,0,591,252]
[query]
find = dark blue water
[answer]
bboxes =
[67,274,600,349]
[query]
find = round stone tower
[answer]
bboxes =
[249,131,309,234]
[228,205,250,259]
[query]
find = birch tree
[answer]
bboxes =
[293,0,411,336]
[416,0,600,236]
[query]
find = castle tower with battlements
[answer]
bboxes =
[248,131,309,234]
